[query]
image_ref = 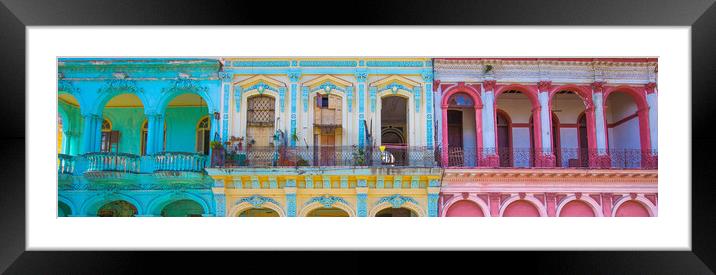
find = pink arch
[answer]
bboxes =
[558,200,596,217]
[494,84,543,165]
[440,83,483,167]
[495,84,540,108]
[548,85,598,164]
[441,195,490,217]
[445,200,485,217]
[614,200,650,217]
[502,200,541,217]
[441,83,483,108]
[603,85,652,153]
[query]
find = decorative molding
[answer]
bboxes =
[299,60,357,67]
[377,194,418,208]
[366,61,424,67]
[98,78,143,94]
[305,195,351,208]
[162,78,207,94]
[233,60,291,67]
[238,195,280,208]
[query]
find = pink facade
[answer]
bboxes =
[435,58,658,217]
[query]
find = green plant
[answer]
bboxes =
[296,157,309,166]
[352,145,367,166]
[484,64,494,74]
[210,141,223,149]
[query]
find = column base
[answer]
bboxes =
[479,154,500,168]
[534,154,556,168]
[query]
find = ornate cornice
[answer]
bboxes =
[442,168,657,183]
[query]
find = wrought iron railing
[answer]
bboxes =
[83,152,141,173]
[439,146,658,169]
[216,145,438,168]
[153,152,208,172]
[57,154,76,174]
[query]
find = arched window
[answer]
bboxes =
[100,118,119,153]
[196,116,211,155]
[140,119,167,156]
[448,93,474,108]
[496,110,512,167]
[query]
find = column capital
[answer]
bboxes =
[218,71,232,82]
[288,69,302,82]
[537,80,552,92]
[483,80,497,91]
[354,70,368,83]
[591,81,606,93]
[645,82,657,94]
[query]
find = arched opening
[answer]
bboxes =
[551,112,561,167]
[58,201,71,217]
[196,116,211,155]
[605,91,645,168]
[160,199,204,217]
[381,96,408,166]
[496,110,512,167]
[577,113,589,167]
[306,207,350,217]
[551,91,588,167]
[238,208,280,217]
[100,94,145,154]
[375,207,417,217]
[445,200,485,217]
[559,200,596,217]
[313,92,343,166]
[100,118,118,152]
[446,93,477,167]
[503,200,540,217]
[97,200,138,217]
[162,93,209,154]
[496,90,537,168]
[615,200,650,217]
[246,95,276,147]
[58,93,81,155]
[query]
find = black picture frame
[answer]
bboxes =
[1,0,714,273]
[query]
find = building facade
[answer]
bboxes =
[57,57,657,217]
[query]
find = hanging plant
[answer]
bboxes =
[483,64,494,74]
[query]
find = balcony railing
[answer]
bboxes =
[153,152,208,172]
[216,146,438,168]
[57,154,76,174]
[84,152,141,173]
[59,151,209,175]
[441,147,658,169]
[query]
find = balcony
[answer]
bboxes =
[314,108,342,126]
[215,146,438,168]
[57,151,209,176]
[441,147,658,169]
[153,152,207,173]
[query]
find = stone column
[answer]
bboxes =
[289,70,301,147]
[285,178,297,217]
[145,113,158,155]
[80,114,100,154]
[422,71,434,148]
[645,82,658,152]
[356,178,368,217]
[355,70,368,147]
[212,178,226,217]
[536,81,555,167]
[591,81,610,167]
[481,80,499,167]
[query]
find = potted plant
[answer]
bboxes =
[210,141,224,167]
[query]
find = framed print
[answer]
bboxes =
[2,0,715,273]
